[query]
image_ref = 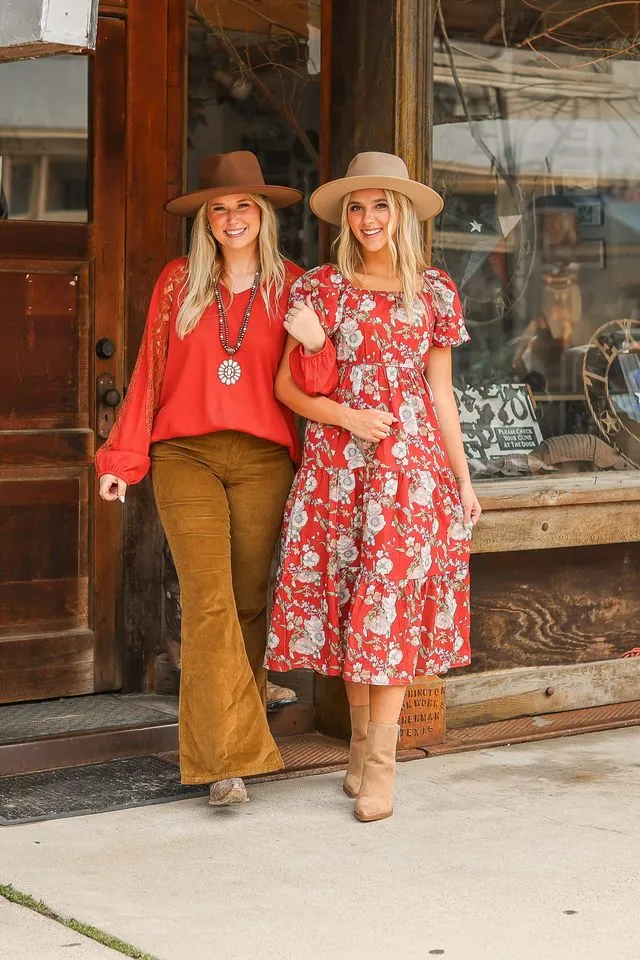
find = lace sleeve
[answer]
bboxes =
[94,259,187,484]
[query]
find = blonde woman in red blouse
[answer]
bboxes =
[96,152,307,806]
[265,153,481,822]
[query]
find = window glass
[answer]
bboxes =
[0,56,88,221]
[188,2,320,266]
[432,16,640,477]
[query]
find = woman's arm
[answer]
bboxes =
[275,335,394,444]
[284,293,339,396]
[425,346,481,526]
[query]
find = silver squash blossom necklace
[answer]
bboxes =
[215,267,262,385]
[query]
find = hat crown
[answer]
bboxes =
[345,152,410,181]
[165,150,302,215]
[309,151,443,225]
[198,150,266,191]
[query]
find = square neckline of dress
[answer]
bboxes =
[336,268,431,298]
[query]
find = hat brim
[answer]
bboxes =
[165,183,303,216]
[310,176,443,225]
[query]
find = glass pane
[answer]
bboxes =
[188,2,321,266]
[0,56,88,222]
[432,14,640,478]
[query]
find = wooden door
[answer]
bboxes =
[0,17,126,702]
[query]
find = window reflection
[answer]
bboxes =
[433,37,640,476]
[188,3,320,266]
[0,57,88,222]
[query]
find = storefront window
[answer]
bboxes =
[0,57,88,221]
[188,2,321,266]
[432,13,640,478]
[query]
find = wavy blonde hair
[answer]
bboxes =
[176,194,286,338]
[334,189,427,315]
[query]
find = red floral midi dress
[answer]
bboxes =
[265,264,472,686]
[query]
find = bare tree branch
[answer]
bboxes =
[520,1,640,48]
[189,4,319,167]
[500,0,508,47]
[194,0,299,42]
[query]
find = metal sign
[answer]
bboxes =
[454,382,544,466]
[583,319,640,468]
[0,0,98,61]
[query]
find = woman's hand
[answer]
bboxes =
[99,474,127,502]
[283,296,326,354]
[459,479,482,527]
[341,407,396,443]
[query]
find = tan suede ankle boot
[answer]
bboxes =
[354,721,398,823]
[343,704,370,798]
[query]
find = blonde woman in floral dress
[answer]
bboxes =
[265,153,482,822]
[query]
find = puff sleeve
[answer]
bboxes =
[426,269,471,348]
[288,265,344,397]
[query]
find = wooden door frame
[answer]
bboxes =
[92,13,127,690]
[98,0,186,692]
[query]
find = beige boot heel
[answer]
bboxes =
[343,704,370,798]
[354,722,398,823]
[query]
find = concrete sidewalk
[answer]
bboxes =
[1,727,638,960]
[0,898,120,959]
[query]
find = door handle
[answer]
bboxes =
[96,338,116,359]
[97,374,121,440]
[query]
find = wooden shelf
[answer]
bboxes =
[472,471,640,552]
[477,471,640,510]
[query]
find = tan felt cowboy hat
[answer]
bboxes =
[165,150,303,216]
[310,152,443,225]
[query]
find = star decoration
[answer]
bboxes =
[600,410,620,435]
[469,220,482,233]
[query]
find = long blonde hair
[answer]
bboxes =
[334,189,427,315]
[176,194,286,338]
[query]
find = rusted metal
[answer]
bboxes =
[426,700,640,756]
[277,734,349,773]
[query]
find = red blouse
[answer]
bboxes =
[95,257,303,484]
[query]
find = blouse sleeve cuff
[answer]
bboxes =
[289,338,339,396]
[94,449,151,485]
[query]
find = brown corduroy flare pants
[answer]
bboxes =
[151,430,294,784]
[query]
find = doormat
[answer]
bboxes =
[0,756,208,826]
[0,694,178,745]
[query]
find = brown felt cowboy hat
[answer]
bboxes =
[310,152,443,225]
[165,150,303,216]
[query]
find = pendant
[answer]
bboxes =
[218,358,242,385]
